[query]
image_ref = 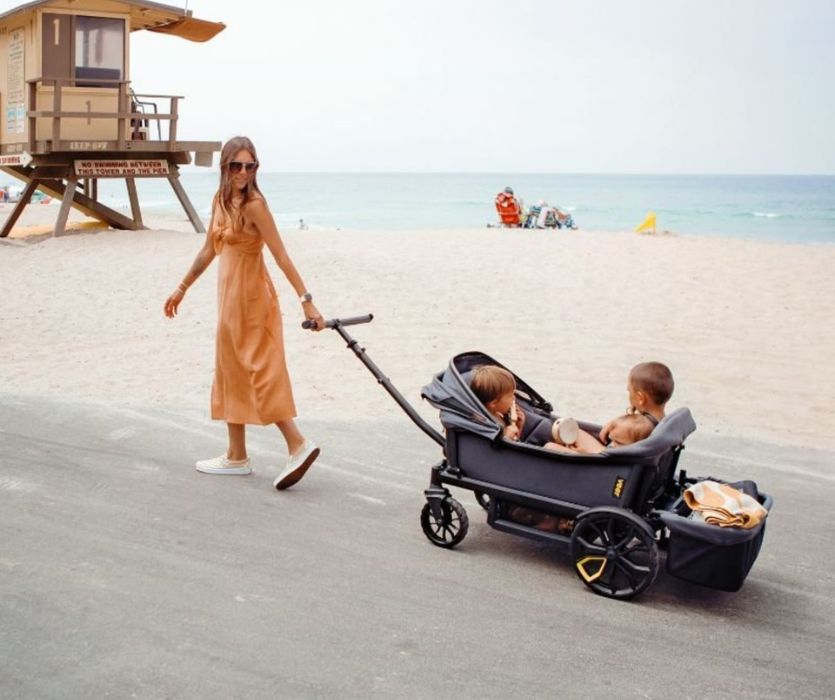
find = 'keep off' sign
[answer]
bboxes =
[74,159,170,177]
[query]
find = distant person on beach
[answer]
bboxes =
[495,186,525,227]
[299,218,308,230]
[164,136,325,490]
[531,200,576,229]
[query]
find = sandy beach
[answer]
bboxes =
[2,206,834,452]
[5,211,835,698]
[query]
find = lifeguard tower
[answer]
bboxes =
[0,0,225,238]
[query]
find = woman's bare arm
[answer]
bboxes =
[164,222,216,318]
[247,198,324,329]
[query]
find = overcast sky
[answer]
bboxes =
[127,0,835,174]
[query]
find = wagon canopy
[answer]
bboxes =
[421,351,552,441]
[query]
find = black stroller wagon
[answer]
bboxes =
[312,316,773,601]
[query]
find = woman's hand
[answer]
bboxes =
[303,301,325,331]
[164,287,185,318]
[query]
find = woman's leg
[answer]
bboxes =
[276,418,305,455]
[226,423,248,461]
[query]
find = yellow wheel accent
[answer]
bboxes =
[576,555,607,583]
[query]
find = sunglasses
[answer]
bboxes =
[228,161,258,174]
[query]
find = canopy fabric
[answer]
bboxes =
[421,351,553,442]
[147,17,226,42]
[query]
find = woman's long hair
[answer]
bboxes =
[215,136,264,225]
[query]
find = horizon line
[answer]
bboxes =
[181,169,835,177]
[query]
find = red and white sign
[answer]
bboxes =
[74,159,170,177]
[0,151,33,167]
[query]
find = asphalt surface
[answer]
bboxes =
[1,393,833,699]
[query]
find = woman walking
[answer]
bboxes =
[164,136,324,490]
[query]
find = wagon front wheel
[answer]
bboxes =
[421,497,469,548]
[570,507,659,600]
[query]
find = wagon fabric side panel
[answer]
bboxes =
[447,431,647,510]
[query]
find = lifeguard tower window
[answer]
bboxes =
[41,14,125,86]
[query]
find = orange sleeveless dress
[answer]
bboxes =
[209,205,296,425]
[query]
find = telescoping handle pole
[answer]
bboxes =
[302,315,445,447]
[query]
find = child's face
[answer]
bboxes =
[487,389,515,417]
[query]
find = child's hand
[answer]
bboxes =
[599,417,617,444]
[504,424,521,441]
[510,401,525,435]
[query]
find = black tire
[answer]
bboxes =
[570,507,659,600]
[421,497,469,548]
[474,491,491,511]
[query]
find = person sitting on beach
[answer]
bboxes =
[469,365,526,441]
[599,361,674,444]
[526,200,576,230]
[495,186,525,227]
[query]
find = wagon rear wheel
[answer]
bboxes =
[570,507,659,600]
[421,497,469,548]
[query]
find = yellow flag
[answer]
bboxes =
[635,211,657,233]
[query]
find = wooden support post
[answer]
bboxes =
[167,166,205,233]
[0,179,39,238]
[27,81,37,153]
[53,174,78,237]
[36,178,140,230]
[169,97,179,147]
[125,177,144,228]
[117,82,126,150]
[52,80,63,146]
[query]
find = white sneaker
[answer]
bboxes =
[273,440,320,490]
[195,454,252,475]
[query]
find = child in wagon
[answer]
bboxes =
[469,361,674,453]
[470,362,674,533]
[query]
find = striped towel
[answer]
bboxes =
[684,480,768,529]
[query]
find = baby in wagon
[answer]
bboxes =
[471,362,674,533]
[545,360,674,452]
[470,362,673,452]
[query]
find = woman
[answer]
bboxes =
[164,136,324,490]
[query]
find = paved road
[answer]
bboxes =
[1,394,832,699]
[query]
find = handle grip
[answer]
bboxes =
[302,313,374,330]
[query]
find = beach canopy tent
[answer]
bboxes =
[0,0,225,238]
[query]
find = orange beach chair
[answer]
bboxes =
[495,191,523,227]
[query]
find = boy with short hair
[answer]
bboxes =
[600,361,674,443]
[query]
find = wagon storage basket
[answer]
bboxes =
[659,482,773,592]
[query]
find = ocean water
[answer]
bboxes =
[93,173,835,244]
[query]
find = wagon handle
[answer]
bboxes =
[302,314,373,330]
[302,312,445,448]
